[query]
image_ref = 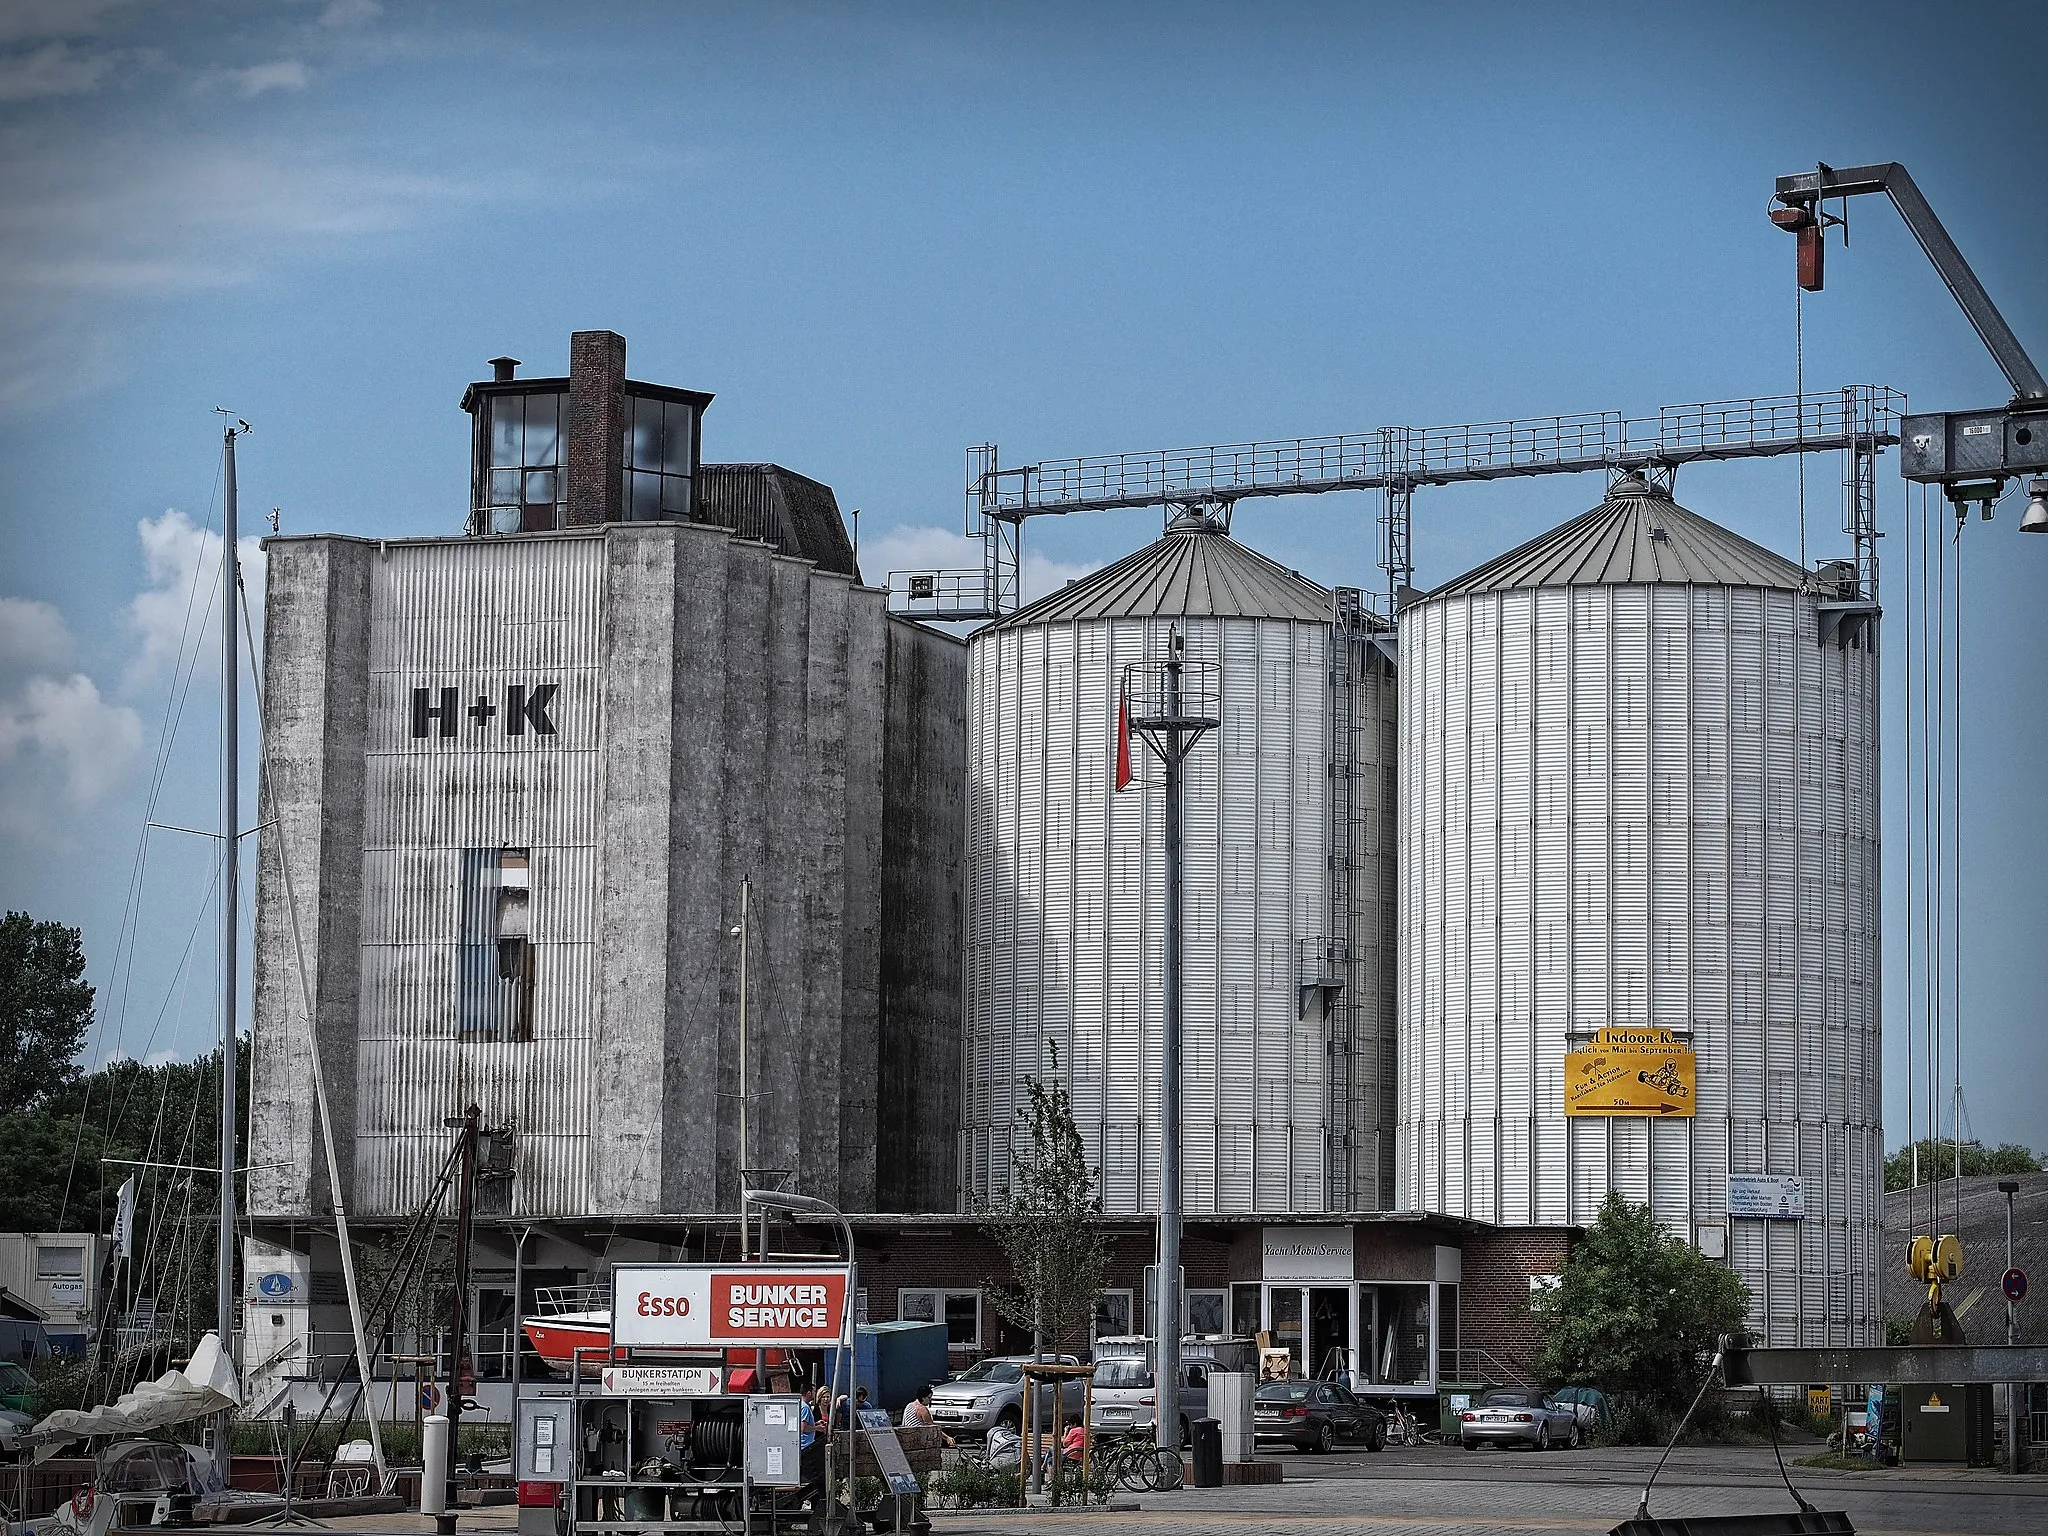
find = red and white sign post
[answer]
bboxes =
[610,1265,853,1350]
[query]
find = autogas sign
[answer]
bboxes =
[610,1265,851,1349]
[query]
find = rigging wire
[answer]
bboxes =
[58,450,229,1231]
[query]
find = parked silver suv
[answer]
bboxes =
[927,1355,1085,1438]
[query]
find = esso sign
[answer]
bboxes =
[610,1265,849,1349]
[633,1291,692,1319]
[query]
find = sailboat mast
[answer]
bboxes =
[218,420,242,1455]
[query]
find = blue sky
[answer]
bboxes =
[0,1,2042,1155]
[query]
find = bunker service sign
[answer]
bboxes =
[611,1265,851,1349]
[1564,1027,1696,1118]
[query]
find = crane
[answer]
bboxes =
[1770,160,2048,529]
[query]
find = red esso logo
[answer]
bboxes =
[636,1292,691,1318]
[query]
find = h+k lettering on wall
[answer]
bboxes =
[411,684,559,739]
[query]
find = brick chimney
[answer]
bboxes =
[566,330,626,526]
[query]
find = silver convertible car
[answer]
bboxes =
[1458,1387,1582,1451]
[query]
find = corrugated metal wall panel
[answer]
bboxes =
[1402,557,1878,1342]
[967,599,1386,1217]
[356,538,605,1216]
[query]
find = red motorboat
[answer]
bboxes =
[521,1285,788,1377]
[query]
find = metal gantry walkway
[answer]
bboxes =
[887,385,1903,620]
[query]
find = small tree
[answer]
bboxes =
[0,911,95,1113]
[980,1042,1111,1358]
[1534,1193,1749,1426]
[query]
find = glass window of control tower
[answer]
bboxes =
[483,392,566,533]
[623,393,695,521]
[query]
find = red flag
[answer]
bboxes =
[1114,674,1133,792]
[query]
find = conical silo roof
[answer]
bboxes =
[1423,473,1808,598]
[995,514,1331,628]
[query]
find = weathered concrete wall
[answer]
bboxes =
[875,618,968,1212]
[250,522,961,1221]
[249,537,372,1218]
[655,522,734,1213]
[838,591,887,1204]
[595,527,679,1212]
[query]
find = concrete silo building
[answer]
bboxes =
[1398,472,1882,1346]
[245,333,966,1397]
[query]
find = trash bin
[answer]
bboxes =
[1189,1417,1223,1487]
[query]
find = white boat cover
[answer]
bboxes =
[29,1332,242,1457]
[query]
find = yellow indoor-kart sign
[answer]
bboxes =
[1564,1027,1697,1117]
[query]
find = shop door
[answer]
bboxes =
[1268,1288,1305,1376]
[1307,1287,1351,1380]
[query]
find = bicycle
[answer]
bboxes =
[1383,1403,1444,1448]
[1091,1431,1182,1491]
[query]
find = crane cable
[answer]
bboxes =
[1795,284,1808,573]
[1901,474,1914,1259]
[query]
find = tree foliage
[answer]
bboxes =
[1534,1193,1750,1418]
[980,1042,1111,1356]
[0,1037,249,1347]
[0,910,95,1113]
[1884,1138,2041,1191]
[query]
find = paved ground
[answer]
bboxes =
[941,1441,2048,1535]
[299,1442,2048,1536]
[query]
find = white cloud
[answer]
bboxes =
[125,510,266,693]
[0,1,135,46]
[0,125,496,404]
[0,596,75,675]
[219,58,309,97]
[0,40,118,101]
[319,0,382,28]
[861,522,1102,606]
[0,600,142,840]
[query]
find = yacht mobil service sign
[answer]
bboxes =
[611,1265,850,1349]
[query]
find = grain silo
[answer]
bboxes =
[965,513,1397,1220]
[1398,472,1882,1346]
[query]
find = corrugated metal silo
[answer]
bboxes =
[1398,473,1882,1345]
[966,515,1398,1217]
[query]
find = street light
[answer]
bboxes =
[2022,478,2048,533]
[745,1188,859,1522]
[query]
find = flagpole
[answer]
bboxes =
[217,419,243,1469]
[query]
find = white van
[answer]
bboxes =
[1087,1335,1252,1440]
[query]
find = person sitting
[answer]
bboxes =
[1059,1415,1088,1464]
[902,1383,954,1447]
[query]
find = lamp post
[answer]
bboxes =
[2000,1179,2022,1473]
[745,1188,858,1523]
[1127,625,1217,1458]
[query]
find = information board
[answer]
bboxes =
[1727,1173,1806,1218]
[1564,1028,1697,1117]
[611,1264,851,1349]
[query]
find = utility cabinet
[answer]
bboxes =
[1900,1382,1994,1466]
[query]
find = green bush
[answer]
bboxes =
[926,1458,1023,1510]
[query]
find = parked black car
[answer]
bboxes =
[1253,1380,1386,1453]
